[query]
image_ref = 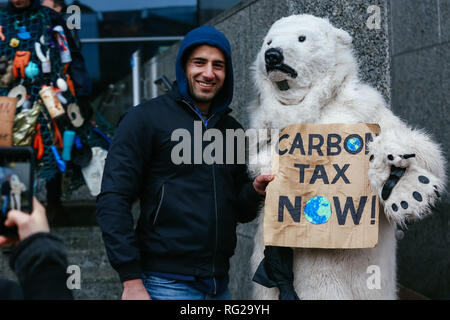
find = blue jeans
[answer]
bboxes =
[142,274,231,300]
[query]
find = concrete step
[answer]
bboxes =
[52,225,122,299]
[47,200,98,227]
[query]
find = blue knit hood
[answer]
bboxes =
[176,25,234,115]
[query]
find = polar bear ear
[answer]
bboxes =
[334,28,353,46]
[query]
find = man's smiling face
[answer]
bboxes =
[185,45,226,110]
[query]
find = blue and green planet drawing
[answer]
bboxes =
[304,196,332,225]
[346,137,362,152]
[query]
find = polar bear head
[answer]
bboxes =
[10,174,19,185]
[253,15,358,110]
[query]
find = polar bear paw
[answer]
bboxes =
[368,153,443,226]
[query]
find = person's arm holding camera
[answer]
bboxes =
[0,198,73,300]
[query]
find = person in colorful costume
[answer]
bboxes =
[0,0,97,221]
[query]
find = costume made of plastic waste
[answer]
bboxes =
[0,1,109,197]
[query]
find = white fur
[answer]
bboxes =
[247,15,447,300]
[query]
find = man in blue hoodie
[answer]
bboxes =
[96,26,273,300]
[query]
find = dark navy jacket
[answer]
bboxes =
[96,26,262,284]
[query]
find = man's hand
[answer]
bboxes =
[122,279,151,300]
[0,198,49,247]
[253,174,274,196]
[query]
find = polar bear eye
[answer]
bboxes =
[267,40,272,46]
[298,36,306,42]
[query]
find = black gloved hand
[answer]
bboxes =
[252,246,300,300]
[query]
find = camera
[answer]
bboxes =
[0,147,34,236]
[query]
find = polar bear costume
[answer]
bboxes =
[248,15,447,300]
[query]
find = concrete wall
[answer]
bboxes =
[390,0,450,299]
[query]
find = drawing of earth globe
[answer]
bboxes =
[346,137,362,152]
[304,196,332,225]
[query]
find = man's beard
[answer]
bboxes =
[189,87,215,103]
[188,79,222,104]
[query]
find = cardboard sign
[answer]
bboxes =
[264,123,381,249]
[0,97,17,147]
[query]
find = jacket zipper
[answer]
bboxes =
[181,100,216,128]
[152,184,165,225]
[211,164,218,295]
[182,99,218,294]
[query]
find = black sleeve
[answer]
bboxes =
[235,163,264,223]
[0,279,23,300]
[96,106,152,282]
[9,233,73,300]
[227,120,264,223]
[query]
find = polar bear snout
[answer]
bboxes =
[265,48,283,66]
[264,48,298,80]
